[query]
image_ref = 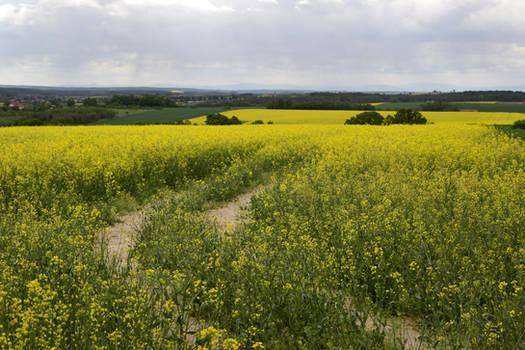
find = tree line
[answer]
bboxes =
[0,107,116,126]
[345,110,428,125]
[267,97,375,110]
[308,90,525,103]
[107,94,177,107]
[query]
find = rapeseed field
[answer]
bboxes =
[191,108,525,125]
[0,124,523,349]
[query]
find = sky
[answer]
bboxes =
[0,0,524,91]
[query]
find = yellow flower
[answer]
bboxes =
[223,338,240,350]
[252,342,265,349]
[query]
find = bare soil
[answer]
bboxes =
[98,205,150,268]
[101,186,265,268]
[206,186,266,232]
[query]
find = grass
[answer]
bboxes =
[114,109,153,117]
[95,107,240,125]
[0,114,24,125]
[456,101,499,104]
[191,109,525,125]
[375,102,424,110]
[451,103,525,113]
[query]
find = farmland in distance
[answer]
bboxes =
[94,107,240,125]
[191,108,525,125]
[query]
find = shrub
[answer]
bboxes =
[83,97,98,107]
[252,120,264,125]
[512,119,525,129]
[157,120,191,125]
[344,111,384,125]
[205,113,229,125]
[205,113,242,125]
[388,109,427,124]
[21,118,44,126]
[230,116,242,125]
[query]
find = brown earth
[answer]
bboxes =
[206,186,266,232]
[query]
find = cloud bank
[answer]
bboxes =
[1,0,524,90]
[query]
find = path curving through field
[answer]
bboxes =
[101,186,266,269]
[100,185,425,349]
[206,185,266,232]
[99,205,150,269]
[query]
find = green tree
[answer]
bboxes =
[512,119,525,129]
[205,113,242,125]
[21,118,44,126]
[344,111,384,125]
[83,98,98,107]
[33,102,50,112]
[66,98,76,107]
[384,115,395,125]
[267,97,293,109]
[230,116,242,124]
[390,109,427,124]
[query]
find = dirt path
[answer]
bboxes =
[401,319,424,350]
[99,207,150,268]
[387,318,425,350]
[206,185,266,232]
[101,186,266,268]
[100,185,424,349]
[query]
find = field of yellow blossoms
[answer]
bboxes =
[0,124,523,349]
[192,109,525,125]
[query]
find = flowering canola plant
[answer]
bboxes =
[191,109,525,125]
[0,124,523,349]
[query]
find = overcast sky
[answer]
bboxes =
[1,0,524,90]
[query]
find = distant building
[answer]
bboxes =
[9,101,25,110]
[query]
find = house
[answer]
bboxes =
[9,102,25,110]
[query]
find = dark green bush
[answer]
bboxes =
[21,118,44,126]
[230,116,242,124]
[1,107,116,126]
[205,113,242,125]
[252,120,264,125]
[386,109,427,124]
[83,97,98,107]
[512,119,525,129]
[345,111,384,125]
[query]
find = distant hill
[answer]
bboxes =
[1,85,524,103]
[0,85,239,97]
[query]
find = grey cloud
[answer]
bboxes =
[0,0,524,89]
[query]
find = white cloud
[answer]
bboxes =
[0,0,524,89]
[120,0,234,12]
[0,3,35,25]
